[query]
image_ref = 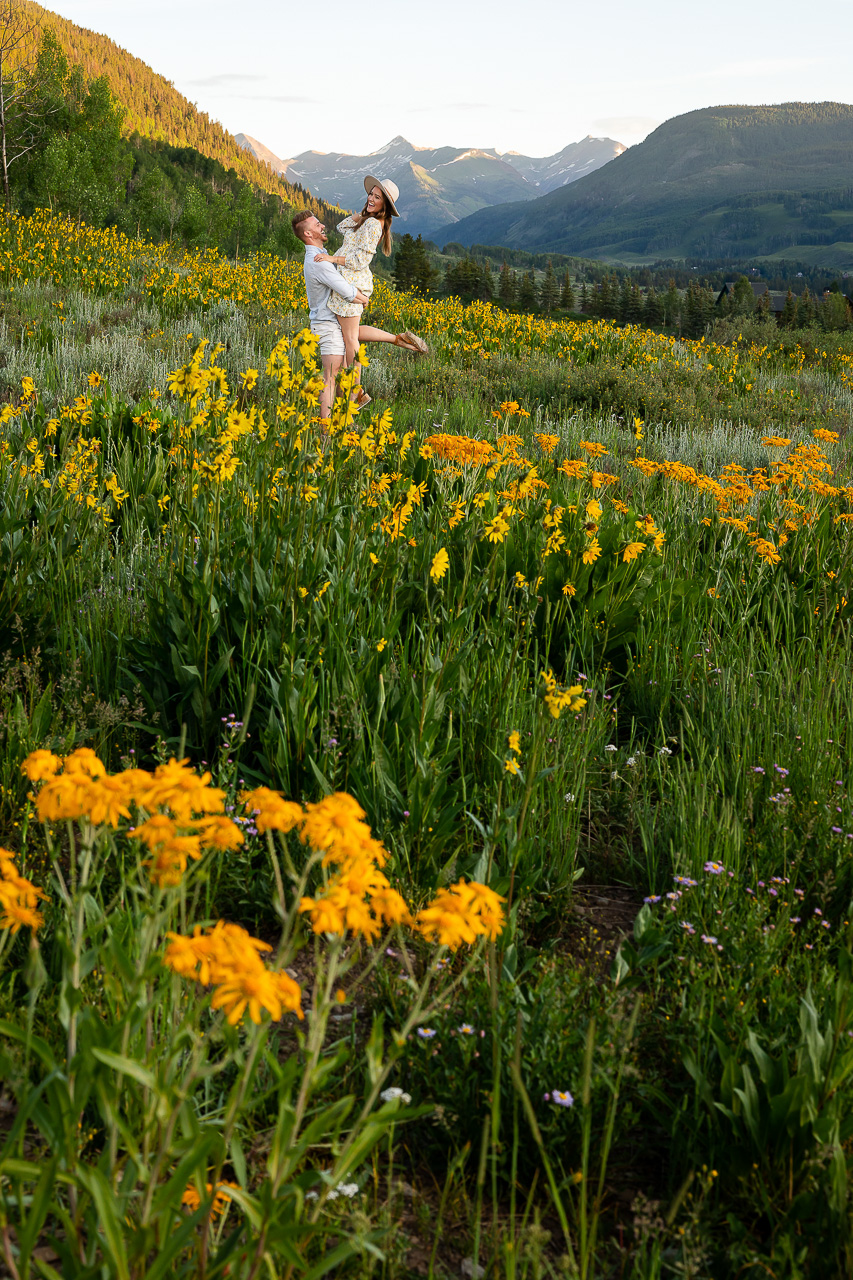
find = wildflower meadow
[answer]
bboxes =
[1,209,852,1278]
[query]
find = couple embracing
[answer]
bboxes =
[291,176,427,419]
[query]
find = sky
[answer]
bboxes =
[51,0,853,160]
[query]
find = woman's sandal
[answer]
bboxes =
[350,387,372,411]
[394,331,428,356]
[402,330,428,355]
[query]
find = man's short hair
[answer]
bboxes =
[291,209,314,241]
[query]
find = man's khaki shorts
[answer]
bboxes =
[310,318,345,358]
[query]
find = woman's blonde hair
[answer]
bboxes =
[352,191,393,255]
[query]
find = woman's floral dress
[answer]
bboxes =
[327,214,383,317]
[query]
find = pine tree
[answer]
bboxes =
[599,275,613,317]
[663,280,681,330]
[560,270,575,311]
[498,261,516,306]
[684,281,714,337]
[732,276,755,315]
[643,286,664,327]
[796,287,816,327]
[618,276,632,323]
[394,233,417,291]
[518,270,537,312]
[626,281,643,324]
[411,235,436,294]
[780,289,797,328]
[539,260,559,312]
[580,281,589,313]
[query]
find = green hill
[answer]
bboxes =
[435,103,853,262]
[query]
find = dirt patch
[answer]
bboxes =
[562,883,641,975]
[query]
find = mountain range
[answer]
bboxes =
[434,103,853,264]
[236,134,626,235]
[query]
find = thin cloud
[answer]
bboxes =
[716,56,825,77]
[185,73,266,88]
[407,102,491,113]
[591,116,660,139]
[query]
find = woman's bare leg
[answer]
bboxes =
[337,315,363,399]
[339,315,361,368]
[359,325,425,354]
[358,325,395,343]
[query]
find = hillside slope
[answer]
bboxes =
[269,135,624,234]
[436,104,853,261]
[18,2,332,214]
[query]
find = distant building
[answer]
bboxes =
[715,281,789,323]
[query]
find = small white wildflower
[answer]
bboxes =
[659,746,673,756]
[604,744,617,753]
[611,770,619,780]
[626,756,637,767]
[564,792,576,803]
[380,1087,412,1104]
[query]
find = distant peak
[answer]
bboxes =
[371,136,414,155]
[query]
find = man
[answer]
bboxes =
[292,209,427,418]
[292,210,369,419]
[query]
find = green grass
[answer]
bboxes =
[1,210,853,1277]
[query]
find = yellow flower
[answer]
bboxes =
[240,368,259,389]
[211,967,303,1025]
[585,499,602,523]
[0,857,46,935]
[87,372,103,389]
[241,787,303,835]
[369,552,379,565]
[753,538,781,566]
[21,750,62,782]
[376,638,387,652]
[508,731,522,755]
[483,513,510,544]
[415,880,505,948]
[622,541,646,563]
[430,548,449,582]
[181,1181,239,1218]
[562,582,576,597]
[582,539,601,565]
[505,757,521,775]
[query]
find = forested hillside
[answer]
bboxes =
[438,103,853,263]
[2,8,345,259]
[15,1,332,215]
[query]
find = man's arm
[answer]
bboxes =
[310,257,358,302]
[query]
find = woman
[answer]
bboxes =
[314,176,427,407]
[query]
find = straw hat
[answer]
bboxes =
[363,175,400,218]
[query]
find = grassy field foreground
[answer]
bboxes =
[1,210,853,1278]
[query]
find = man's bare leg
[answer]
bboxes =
[321,352,344,419]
